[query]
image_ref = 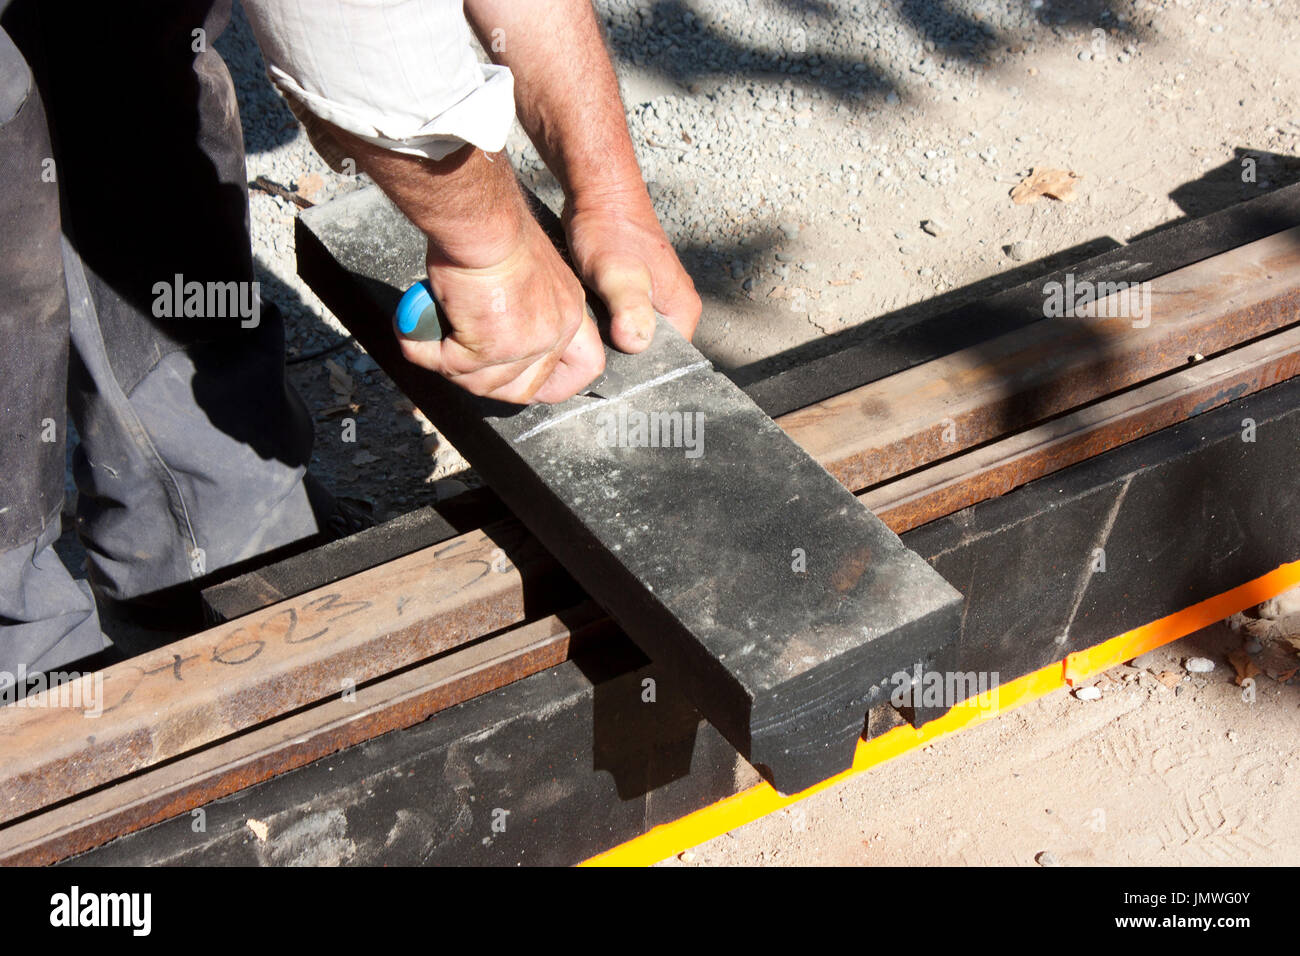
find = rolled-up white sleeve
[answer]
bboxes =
[241,0,515,163]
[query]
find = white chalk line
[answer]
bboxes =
[512,360,712,443]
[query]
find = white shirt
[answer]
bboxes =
[241,0,515,163]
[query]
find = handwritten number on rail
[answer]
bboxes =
[304,593,372,623]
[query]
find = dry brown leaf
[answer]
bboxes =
[294,172,326,201]
[1258,638,1300,681]
[1227,649,1260,686]
[324,358,354,398]
[1011,167,1082,204]
[1156,670,1183,689]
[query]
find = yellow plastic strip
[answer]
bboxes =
[581,558,1300,867]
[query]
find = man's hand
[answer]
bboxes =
[401,216,605,405]
[319,128,606,404]
[466,0,701,352]
[563,191,702,352]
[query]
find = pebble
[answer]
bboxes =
[921,218,947,237]
[1185,657,1216,673]
[679,851,696,863]
[1245,638,1263,655]
[730,260,746,279]
[1074,686,1102,701]
[1130,651,1158,670]
[894,230,908,239]
[779,221,800,240]
[433,479,468,501]
[1008,240,1034,261]
[1035,850,1060,866]
[352,354,379,374]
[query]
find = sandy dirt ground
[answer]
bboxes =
[658,619,1300,866]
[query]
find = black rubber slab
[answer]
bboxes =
[907,373,1300,682]
[296,188,962,793]
[63,644,899,867]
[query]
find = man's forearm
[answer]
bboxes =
[324,124,528,268]
[464,0,647,209]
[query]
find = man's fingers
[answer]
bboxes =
[482,349,565,405]
[396,334,445,375]
[399,330,551,404]
[586,256,657,354]
[531,311,606,404]
[654,277,703,343]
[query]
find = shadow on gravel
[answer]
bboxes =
[1141,148,1300,238]
[610,0,892,101]
[215,0,299,156]
[605,0,1140,104]
[726,175,1300,429]
[722,234,1119,393]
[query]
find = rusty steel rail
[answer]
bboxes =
[0,604,611,866]
[780,226,1300,490]
[0,521,576,826]
[864,322,1300,531]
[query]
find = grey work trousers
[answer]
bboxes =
[0,0,324,675]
